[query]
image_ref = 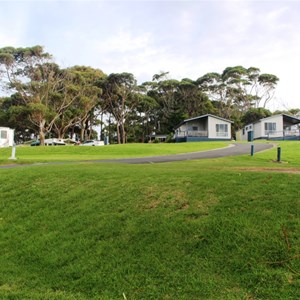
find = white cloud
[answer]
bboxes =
[100,31,153,53]
[1,0,300,110]
[0,32,19,46]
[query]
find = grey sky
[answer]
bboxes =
[1,0,299,110]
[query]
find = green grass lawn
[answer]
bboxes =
[0,141,229,164]
[0,141,299,299]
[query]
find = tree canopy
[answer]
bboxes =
[0,45,290,144]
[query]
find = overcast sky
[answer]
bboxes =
[1,0,299,111]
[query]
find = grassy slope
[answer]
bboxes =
[0,141,300,299]
[0,142,229,164]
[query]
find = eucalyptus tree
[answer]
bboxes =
[196,72,226,102]
[221,66,253,111]
[223,66,279,110]
[241,107,272,126]
[99,72,139,144]
[134,89,159,142]
[52,66,104,141]
[140,80,161,133]
[251,72,279,108]
[141,74,216,134]
[197,66,279,119]
[287,108,300,117]
[0,93,34,142]
[0,46,78,145]
[150,72,184,132]
[176,78,216,117]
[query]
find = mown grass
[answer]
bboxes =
[0,142,229,164]
[0,141,300,299]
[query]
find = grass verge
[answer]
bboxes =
[0,142,229,164]
[0,141,299,299]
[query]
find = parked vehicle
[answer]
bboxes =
[80,140,104,146]
[31,138,66,146]
[46,138,66,146]
[31,140,40,146]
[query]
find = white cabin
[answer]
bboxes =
[174,114,233,142]
[0,127,15,147]
[236,114,300,141]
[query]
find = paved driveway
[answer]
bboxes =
[97,143,274,164]
[0,143,274,168]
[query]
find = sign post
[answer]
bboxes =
[9,143,17,160]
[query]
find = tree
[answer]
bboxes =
[196,72,232,118]
[0,93,34,142]
[287,108,300,117]
[149,72,185,133]
[134,92,159,142]
[0,46,77,145]
[52,66,104,141]
[197,66,279,119]
[100,73,138,144]
[176,78,216,117]
[256,73,279,108]
[241,107,272,126]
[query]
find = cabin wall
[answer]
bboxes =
[208,116,231,139]
[0,127,14,147]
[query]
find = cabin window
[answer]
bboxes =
[188,126,198,131]
[0,130,8,139]
[264,122,276,134]
[216,124,228,137]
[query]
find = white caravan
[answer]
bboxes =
[0,127,15,147]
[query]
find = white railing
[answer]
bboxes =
[267,130,300,139]
[176,130,208,137]
[265,130,277,136]
[216,132,229,137]
[283,130,300,136]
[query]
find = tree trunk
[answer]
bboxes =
[121,123,126,144]
[100,113,103,140]
[57,129,63,139]
[116,124,121,144]
[80,126,85,142]
[39,129,45,146]
[39,120,46,146]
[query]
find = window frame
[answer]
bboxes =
[0,130,8,139]
[216,124,228,137]
[264,122,276,135]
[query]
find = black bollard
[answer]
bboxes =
[250,144,254,156]
[277,147,281,162]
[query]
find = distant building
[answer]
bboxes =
[149,134,168,143]
[236,114,300,141]
[0,127,15,147]
[174,114,233,142]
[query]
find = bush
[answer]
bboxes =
[166,133,175,143]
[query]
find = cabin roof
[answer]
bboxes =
[175,114,233,129]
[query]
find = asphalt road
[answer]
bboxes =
[0,143,274,169]
[96,143,274,164]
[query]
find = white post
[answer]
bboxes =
[9,143,17,160]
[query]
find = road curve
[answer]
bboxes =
[0,143,274,169]
[94,143,274,164]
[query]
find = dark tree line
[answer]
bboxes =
[1,45,292,145]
